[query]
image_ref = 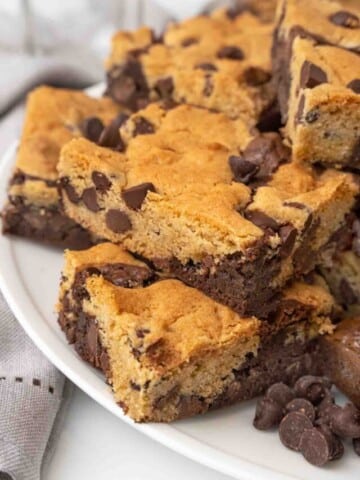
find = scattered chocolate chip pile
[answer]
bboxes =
[253,376,360,466]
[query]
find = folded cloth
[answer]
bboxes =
[0,293,65,480]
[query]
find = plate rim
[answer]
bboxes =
[0,90,300,480]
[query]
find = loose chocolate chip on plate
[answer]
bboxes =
[253,397,284,430]
[228,155,259,183]
[347,79,360,94]
[245,210,279,232]
[122,182,155,210]
[279,412,313,451]
[266,383,295,407]
[217,46,244,60]
[133,117,155,136]
[279,225,297,258]
[353,437,360,456]
[299,426,343,466]
[300,61,328,89]
[61,177,80,204]
[92,171,112,192]
[285,398,316,422]
[243,67,271,86]
[82,187,100,212]
[329,403,360,438]
[154,77,174,98]
[316,393,336,424]
[329,11,359,28]
[81,117,104,142]
[294,376,332,405]
[106,209,132,233]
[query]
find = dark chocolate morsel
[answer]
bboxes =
[329,403,360,438]
[243,67,271,86]
[305,109,320,124]
[122,182,155,210]
[347,79,360,94]
[353,437,360,456]
[82,187,100,212]
[329,11,359,29]
[61,177,81,204]
[106,61,149,110]
[154,77,174,98]
[228,155,259,184]
[299,426,342,466]
[106,209,132,233]
[266,382,295,407]
[10,171,26,185]
[294,376,332,405]
[181,37,198,47]
[253,397,284,430]
[81,117,104,143]
[300,61,328,89]
[217,46,244,60]
[98,113,128,150]
[316,393,336,424]
[245,210,279,231]
[133,117,155,136]
[285,398,315,422]
[195,63,218,72]
[279,412,313,451]
[92,171,112,192]
[279,225,297,258]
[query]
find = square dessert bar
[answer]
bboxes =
[272,0,360,169]
[2,86,122,249]
[58,243,335,422]
[57,103,358,318]
[105,6,278,129]
[319,316,360,408]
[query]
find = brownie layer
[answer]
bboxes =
[2,201,94,250]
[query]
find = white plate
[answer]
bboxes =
[0,96,357,480]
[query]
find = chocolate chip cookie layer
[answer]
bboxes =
[57,103,358,318]
[58,243,335,422]
[1,86,122,248]
[105,7,276,128]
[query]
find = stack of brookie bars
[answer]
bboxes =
[2,0,360,435]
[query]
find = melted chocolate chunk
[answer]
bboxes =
[92,171,112,192]
[106,61,149,110]
[279,225,297,258]
[61,177,80,204]
[295,94,305,125]
[122,182,155,210]
[195,63,218,72]
[305,109,320,124]
[105,209,132,233]
[347,79,360,94]
[98,113,128,150]
[329,11,359,29]
[181,37,198,47]
[300,61,328,89]
[133,117,155,136]
[10,171,25,185]
[81,117,104,143]
[228,156,259,184]
[154,77,174,98]
[243,67,271,86]
[217,46,244,60]
[245,210,279,231]
[82,187,100,212]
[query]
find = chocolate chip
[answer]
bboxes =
[98,113,128,150]
[122,182,155,210]
[353,437,360,455]
[217,46,244,60]
[285,398,316,422]
[305,108,320,123]
[154,77,174,98]
[329,11,359,28]
[61,177,80,203]
[81,117,104,142]
[266,383,295,407]
[181,37,198,47]
[279,225,297,258]
[279,412,313,451]
[82,187,100,212]
[243,67,271,86]
[136,328,150,338]
[195,63,218,72]
[329,403,360,438]
[105,209,132,233]
[10,171,26,185]
[133,117,155,136]
[299,426,343,466]
[92,171,112,192]
[253,397,284,430]
[130,380,141,391]
[106,61,149,110]
[294,376,332,405]
[295,94,305,125]
[203,75,214,96]
[245,210,279,231]
[300,61,328,89]
[228,155,259,183]
[347,79,360,94]
[317,393,336,425]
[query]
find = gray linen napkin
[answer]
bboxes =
[0,293,65,480]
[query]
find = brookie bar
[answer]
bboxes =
[57,103,358,318]
[58,242,335,422]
